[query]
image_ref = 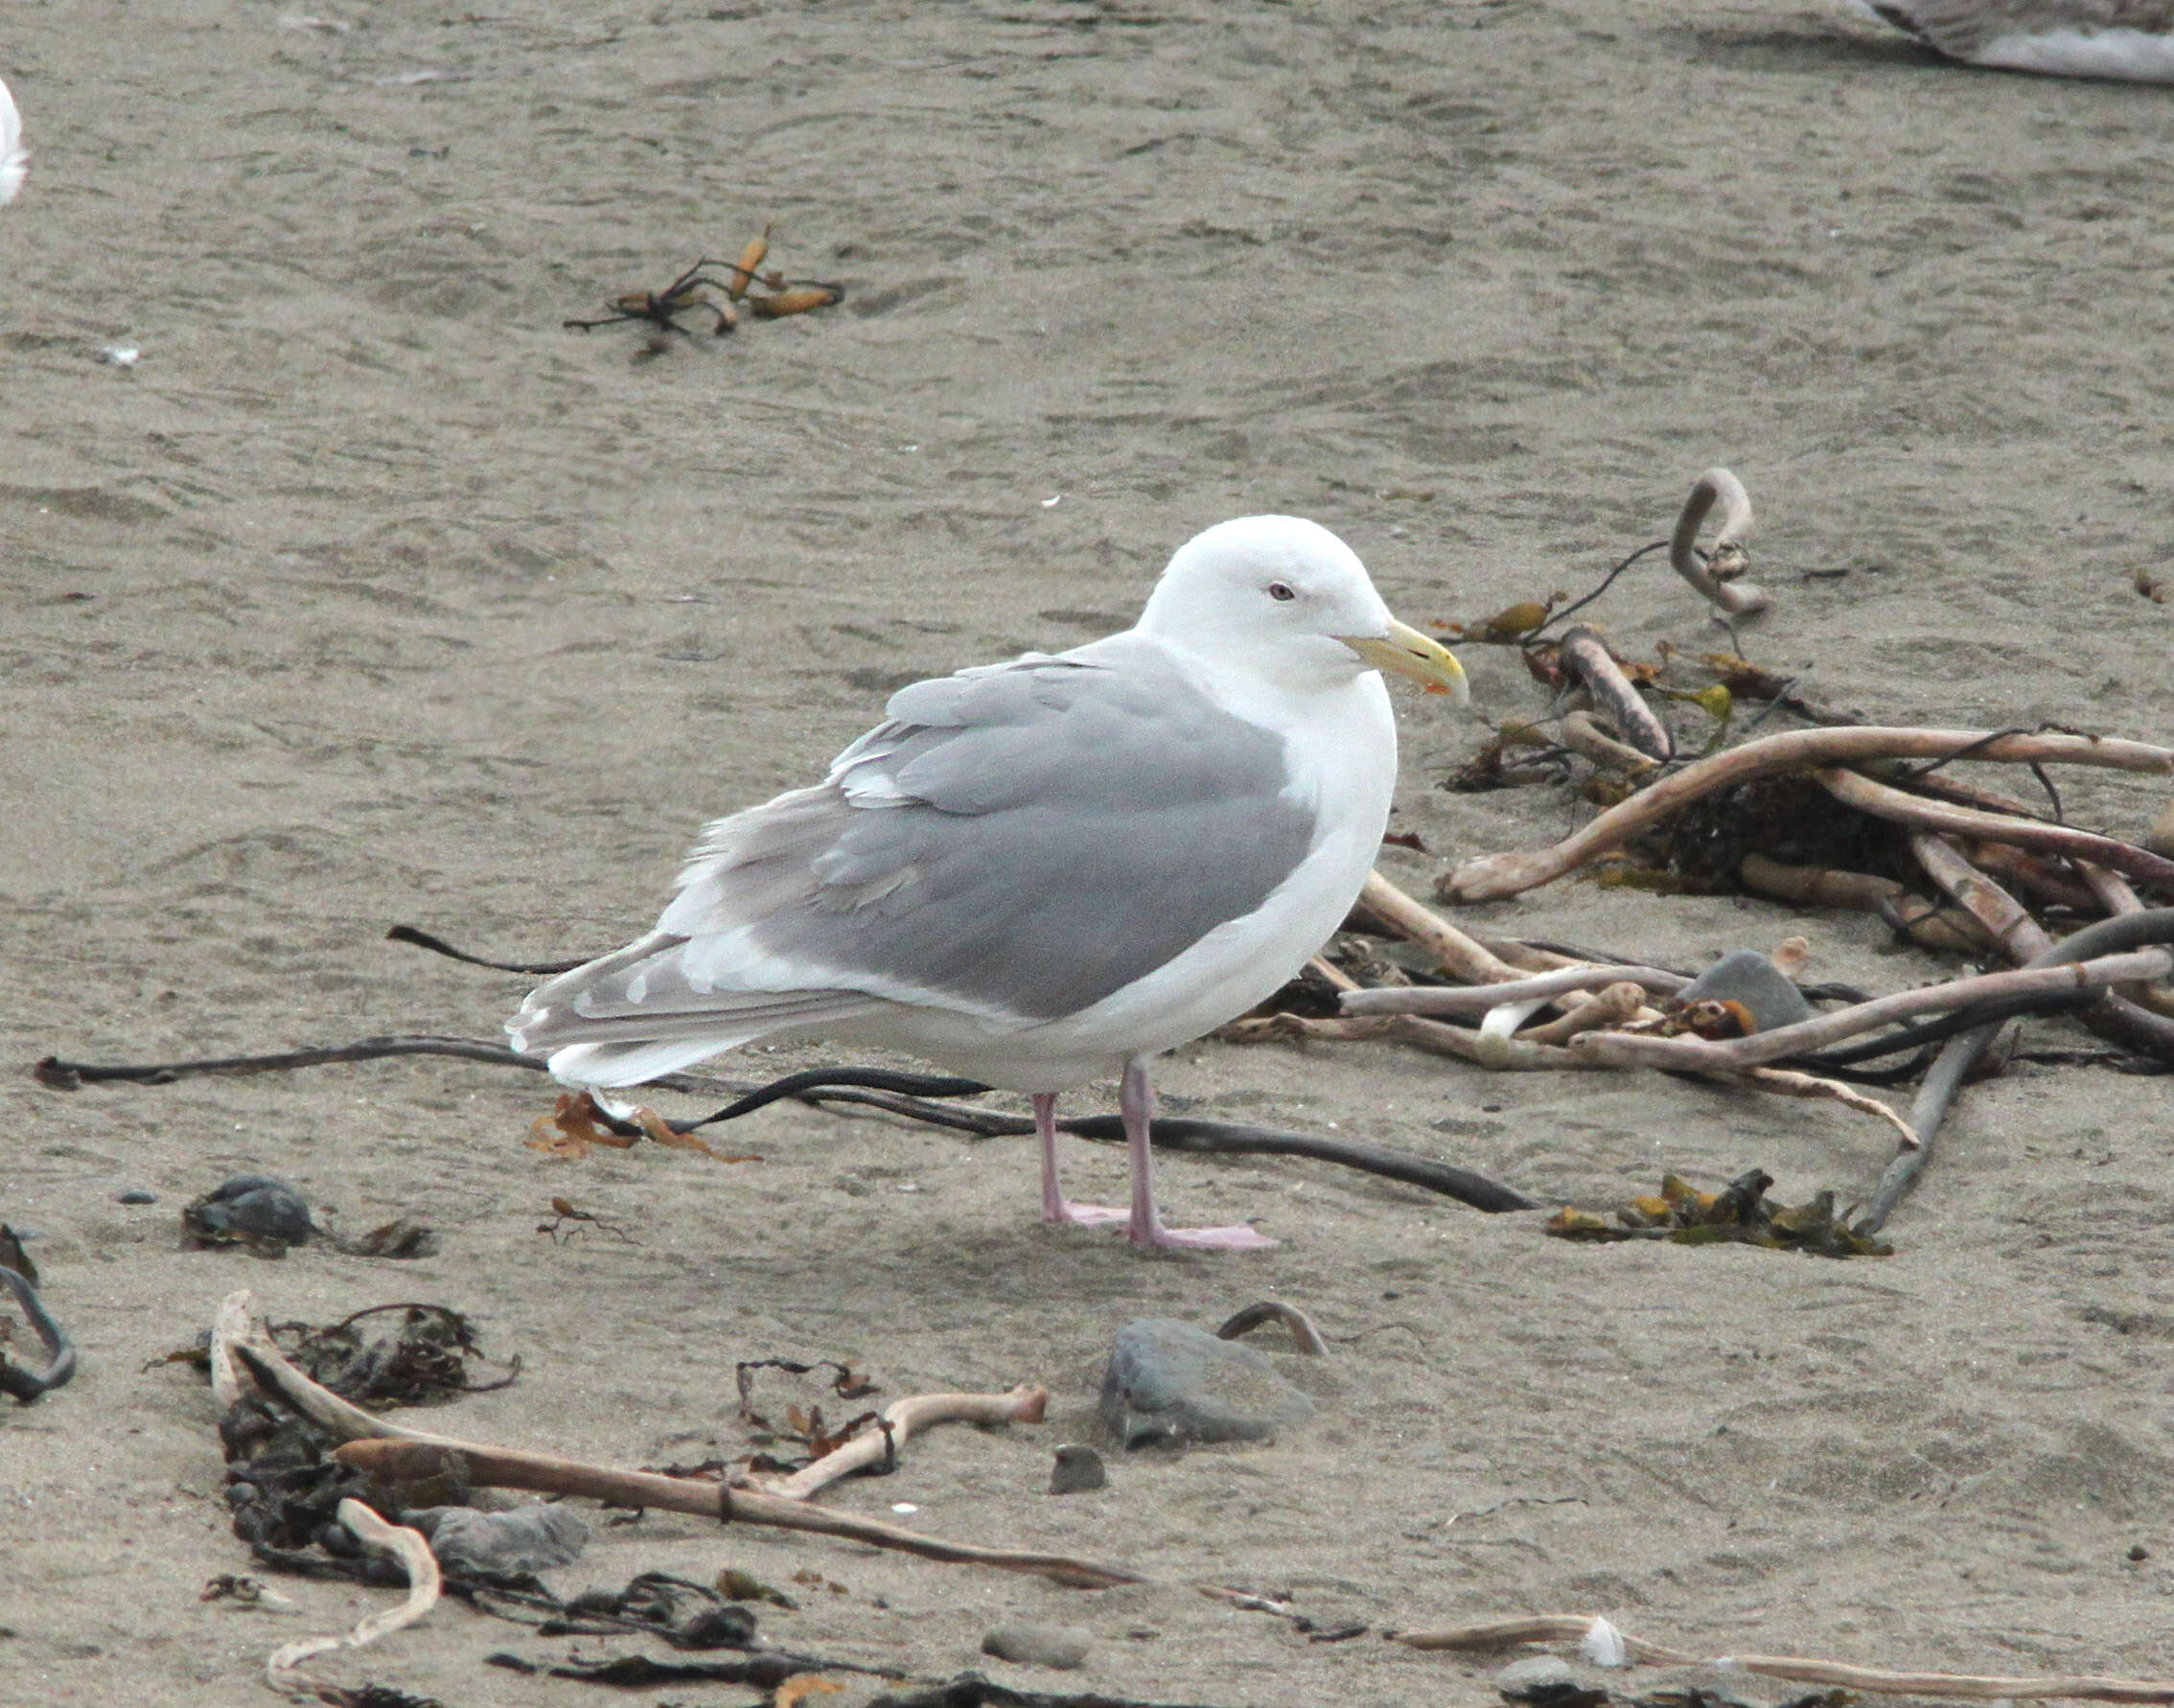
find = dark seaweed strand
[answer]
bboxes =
[384,924,591,977]
[29,1038,1540,1214]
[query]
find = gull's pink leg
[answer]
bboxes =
[1120,1055,1277,1252]
[1034,1091,1127,1228]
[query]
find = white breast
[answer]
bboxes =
[1977,24,2174,76]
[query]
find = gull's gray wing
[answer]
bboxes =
[512,636,1320,1069]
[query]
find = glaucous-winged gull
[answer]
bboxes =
[1848,0,2174,78]
[510,515,1467,1250]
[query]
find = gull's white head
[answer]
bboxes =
[1137,515,1468,700]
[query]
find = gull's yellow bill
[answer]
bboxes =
[1339,618,1469,703]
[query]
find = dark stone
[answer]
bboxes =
[1049,1443,1106,1493]
[1098,1317,1314,1448]
[1677,948,1813,1031]
[981,1621,1091,1670]
[408,1504,590,1575]
[183,1175,313,1247]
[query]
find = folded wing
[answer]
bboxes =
[510,635,1318,1085]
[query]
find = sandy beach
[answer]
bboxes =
[5,1,2174,1702]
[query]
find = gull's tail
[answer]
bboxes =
[508,929,878,1088]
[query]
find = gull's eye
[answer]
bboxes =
[1266,582,1297,602]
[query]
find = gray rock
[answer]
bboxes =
[1049,1443,1106,1493]
[1677,948,1813,1032]
[114,1188,158,1206]
[1494,1654,1578,1698]
[982,1621,1091,1670]
[410,1504,590,1575]
[1098,1317,1314,1448]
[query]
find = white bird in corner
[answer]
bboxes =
[510,517,1469,1253]
[1849,0,2174,80]
[0,75,28,205]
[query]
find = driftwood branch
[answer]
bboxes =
[266,1500,441,1698]
[1910,832,2053,962]
[1670,468,1769,616]
[1355,870,1525,981]
[1559,627,1672,760]
[752,1384,1050,1501]
[1342,964,1687,1018]
[1442,728,2174,903]
[335,1438,1145,1590]
[1820,767,2174,891]
[1392,1613,2174,1702]
[1739,853,1905,913]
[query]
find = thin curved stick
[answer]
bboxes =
[1515,981,1649,1044]
[1670,469,1769,616]
[1736,1066,1921,1149]
[0,1264,77,1402]
[1820,768,2174,891]
[1567,950,2174,1073]
[266,1500,441,1696]
[1214,1301,1329,1356]
[1391,1614,2174,1701]
[1442,727,2174,903]
[752,1384,1051,1501]
[34,1034,541,1087]
[1342,964,1687,1018]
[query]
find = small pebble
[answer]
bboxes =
[2129,1542,2151,1561]
[115,1189,158,1206]
[982,1621,1091,1671]
[1049,1443,1106,1494]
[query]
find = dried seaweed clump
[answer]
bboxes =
[1547,1167,1890,1258]
[275,1304,520,1408]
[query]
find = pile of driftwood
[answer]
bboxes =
[1220,470,2174,1234]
